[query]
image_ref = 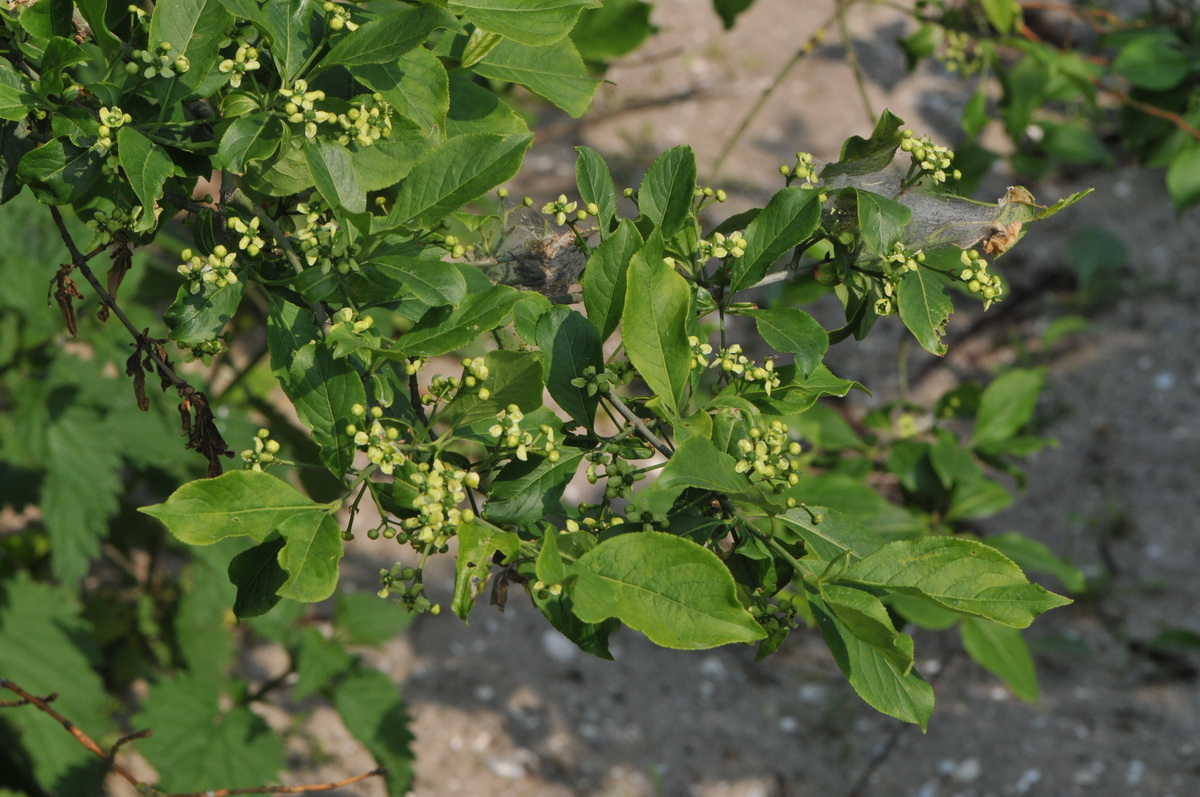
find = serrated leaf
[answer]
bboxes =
[970,368,1043,449]
[287,339,367,477]
[442,348,544,427]
[637,145,696,237]
[388,133,531,228]
[896,265,952,356]
[961,616,1038,701]
[772,506,885,562]
[622,238,692,416]
[393,283,521,356]
[821,109,907,181]
[446,69,528,136]
[744,307,828,376]
[139,470,323,546]
[484,448,585,526]
[452,519,521,620]
[581,217,640,341]
[331,669,415,795]
[536,305,601,430]
[822,583,915,674]
[335,591,414,646]
[730,187,821,292]
[449,0,599,46]
[316,5,455,71]
[1111,30,1189,91]
[135,675,285,792]
[655,435,744,493]
[163,281,245,346]
[228,536,288,618]
[0,574,112,793]
[218,113,282,174]
[575,145,617,231]
[567,531,766,649]
[276,511,343,602]
[293,626,354,699]
[305,138,365,214]
[809,586,934,729]
[367,255,467,307]
[842,537,1072,627]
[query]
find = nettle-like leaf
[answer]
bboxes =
[567,531,767,649]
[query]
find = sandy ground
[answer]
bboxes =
[123,2,1200,795]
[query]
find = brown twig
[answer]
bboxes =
[0,676,389,796]
[602,389,674,459]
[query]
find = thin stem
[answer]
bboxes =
[836,0,876,124]
[601,389,673,459]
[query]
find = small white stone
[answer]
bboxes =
[778,716,799,733]
[1126,759,1146,786]
[541,629,578,663]
[952,757,981,783]
[798,683,826,702]
[1015,768,1042,793]
[1154,371,1176,391]
[473,684,496,702]
[698,655,728,679]
[484,754,527,779]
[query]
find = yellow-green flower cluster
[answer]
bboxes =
[403,458,479,547]
[938,29,981,76]
[294,194,360,274]
[875,242,925,316]
[734,421,802,489]
[585,452,643,501]
[330,306,375,334]
[130,42,189,79]
[698,230,746,261]
[218,44,261,88]
[281,80,333,140]
[421,358,490,406]
[958,248,1003,309]
[569,364,616,395]
[900,130,961,184]
[177,246,238,292]
[346,403,405,475]
[227,215,265,256]
[181,336,230,366]
[784,151,822,193]
[713,343,781,395]
[489,405,534,461]
[541,194,584,225]
[86,207,137,246]
[336,94,393,147]
[688,335,714,370]
[241,428,280,471]
[323,1,359,31]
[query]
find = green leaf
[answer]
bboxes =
[581,217,640,341]
[256,0,320,84]
[772,506,885,562]
[393,283,521,356]
[335,590,415,645]
[0,574,112,793]
[809,586,934,729]
[367,255,467,307]
[473,36,601,118]
[1111,30,1189,91]
[316,5,455,70]
[730,186,821,293]
[0,60,38,121]
[622,238,692,416]
[536,526,569,585]
[176,544,239,678]
[331,669,415,795]
[571,0,655,60]
[852,188,912,255]
[980,0,1019,34]
[1166,147,1200,212]
[655,435,744,493]
[136,675,285,792]
[452,519,521,620]
[75,0,123,64]
[276,511,343,602]
[305,138,365,214]
[17,138,99,204]
[970,368,1043,450]
[388,133,531,228]
[568,531,766,649]
[712,0,754,29]
[443,348,544,427]
[148,0,233,89]
[961,617,1038,701]
[574,145,617,231]
[842,537,1072,628]
[228,536,288,618]
[896,265,952,356]
[822,583,914,674]
[484,448,586,525]
[821,109,907,181]
[246,139,314,196]
[140,470,323,546]
[446,69,529,136]
[743,307,828,376]
[293,627,354,699]
[637,145,696,237]
[218,113,283,174]
[36,37,88,96]
[163,281,245,346]
[536,305,602,430]
[946,474,1013,521]
[982,532,1086,593]
[287,339,367,476]
[450,0,600,46]
[350,48,449,139]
